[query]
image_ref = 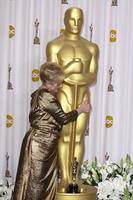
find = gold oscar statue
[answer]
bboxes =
[46,7,99,200]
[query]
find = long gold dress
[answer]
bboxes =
[12,88,78,200]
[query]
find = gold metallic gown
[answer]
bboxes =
[12,88,78,200]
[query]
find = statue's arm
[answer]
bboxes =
[87,44,99,85]
[46,42,59,62]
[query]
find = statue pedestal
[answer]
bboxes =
[55,185,97,200]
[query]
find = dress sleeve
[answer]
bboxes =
[38,92,78,125]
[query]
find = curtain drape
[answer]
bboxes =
[0,0,133,183]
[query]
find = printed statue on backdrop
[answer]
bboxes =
[46,7,99,195]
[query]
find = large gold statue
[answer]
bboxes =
[46,7,99,194]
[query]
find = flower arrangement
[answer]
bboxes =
[80,154,133,200]
[0,179,14,200]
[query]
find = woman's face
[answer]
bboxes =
[46,81,63,93]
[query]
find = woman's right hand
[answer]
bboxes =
[76,101,91,114]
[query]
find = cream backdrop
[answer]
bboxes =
[0,0,133,183]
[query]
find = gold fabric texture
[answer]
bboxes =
[12,88,78,200]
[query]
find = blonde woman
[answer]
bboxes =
[12,62,91,200]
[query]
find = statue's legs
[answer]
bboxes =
[58,128,72,191]
[57,84,90,192]
[74,113,89,191]
[58,113,89,192]
[57,87,73,191]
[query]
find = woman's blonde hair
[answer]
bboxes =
[40,62,65,84]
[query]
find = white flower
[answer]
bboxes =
[113,176,126,193]
[126,173,133,193]
[98,177,126,200]
[0,185,8,197]
[0,180,3,185]
[81,172,89,179]
[100,168,108,181]
[98,180,113,199]
[0,182,14,199]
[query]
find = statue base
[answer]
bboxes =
[55,185,97,200]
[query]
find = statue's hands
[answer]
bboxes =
[64,58,83,76]
[76,101,91,114]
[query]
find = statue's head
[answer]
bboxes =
[64,7,83,34]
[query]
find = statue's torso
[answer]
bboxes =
[58,40,92,66]
[57,39,92,85]
[47,35,97,105]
